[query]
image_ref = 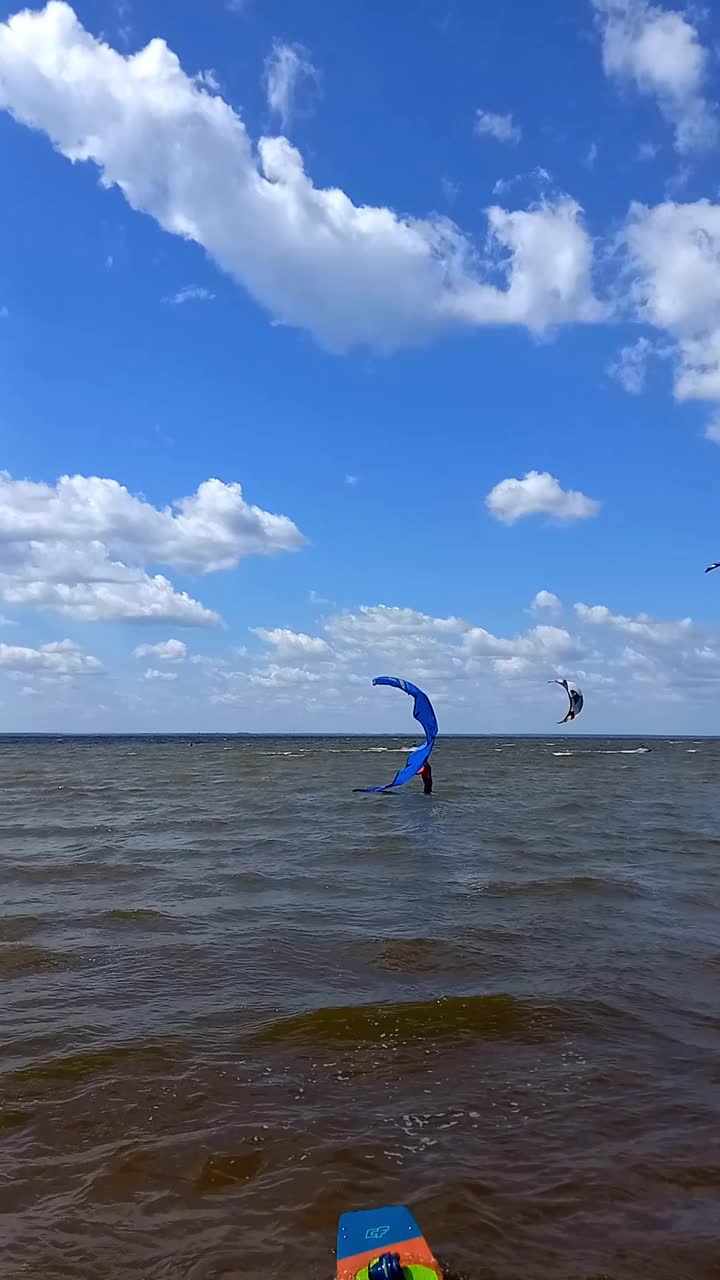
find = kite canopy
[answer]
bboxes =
[551,677,584,724]
[355,676,438,793]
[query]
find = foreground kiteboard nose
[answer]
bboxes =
[337,1206,442,1280]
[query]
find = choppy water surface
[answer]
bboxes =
[1,735,719,1279]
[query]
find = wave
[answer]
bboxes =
[3,1038,182,1101]
[251,992,635,1050]
[355,936,481,975]
[0,914,44,942]
[100,908,177,928]
[553,747,651,757]
[468,874,644,900]
[0,945,78,978]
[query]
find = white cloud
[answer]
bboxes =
[0,305,8,319]
[134,638,187,662]
[621,199,720,403]
[532,590,562,612]
[572,599,720,691]
[608,335,654,392]
[10,590,718,728]
[0,473,303,572]
[4,571,218,626]
[0,4,604,351]
[592,0,718,153]
[574,601,693,645]
[485,471,600,524]
[474,110,521,144]
[264,39,319,130]
[0,638,102,675]
[475,201,607,331]
[464,622,581,663]
[326,604,468,652]
[493,655,531,676]
[345,474,358,486]
[0,470,303,625]
[248,662,324,688]
[163,285,216,305]
[252,627,332,658]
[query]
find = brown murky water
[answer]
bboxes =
[1,735,719,1279]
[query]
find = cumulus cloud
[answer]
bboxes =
[621,199,720,403]
[474,110,521,144]
[0,3,604,351]
[134,638,187,662]
[253,627,332,658]
[0,638,102,675]
[464,622,582,666]
[572,599,720,690]
[4,574,218,626]
[532,590,562,612]
[485,471,600,524]
[0,473,303,572]
[0,470,304,625]
[592,0,718,153]
[574,601,692,645]
[264,40,319,129]
[326,604,468,653]
[247,662,324,688]
[69,591,720,729]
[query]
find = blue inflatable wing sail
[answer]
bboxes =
[356,676,438,793]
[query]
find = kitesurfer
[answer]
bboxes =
[418,761,433,794]
[354,677,438,794]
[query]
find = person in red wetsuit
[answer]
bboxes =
[418,761,433,794]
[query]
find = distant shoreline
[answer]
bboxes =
[0,733,714,742]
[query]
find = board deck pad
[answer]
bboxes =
[337,1206,441,1280]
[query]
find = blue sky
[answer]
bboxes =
[0,0,719,732]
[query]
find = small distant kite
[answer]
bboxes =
[550,677,584,724]
[705,563,720,573]
[355,676,438,793]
